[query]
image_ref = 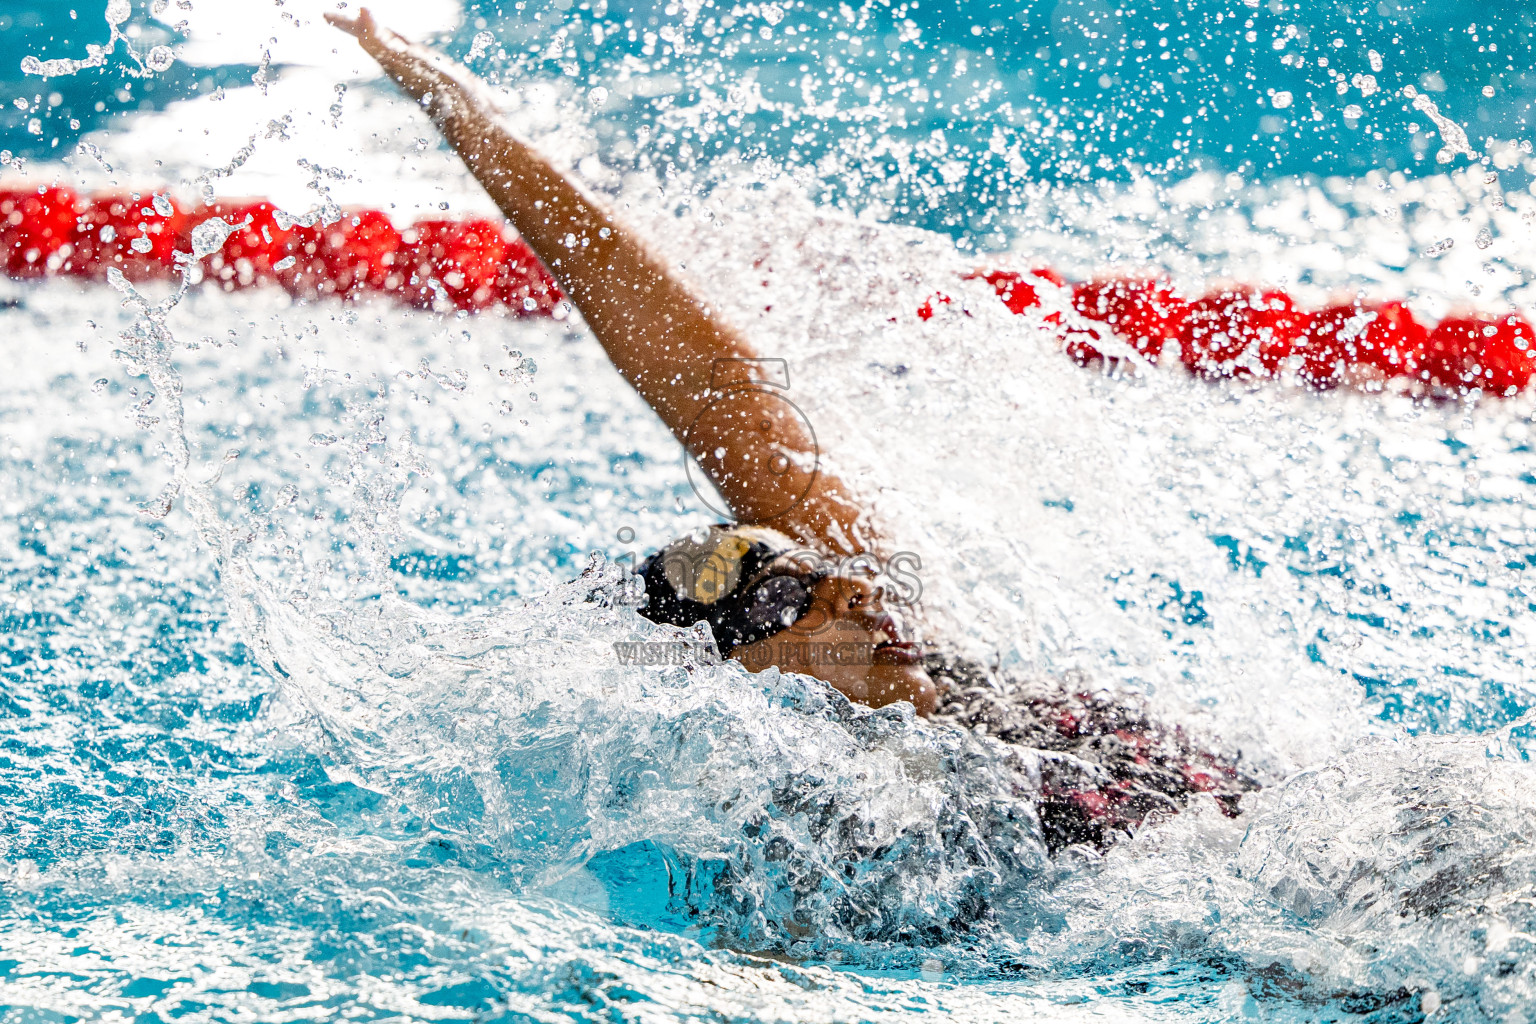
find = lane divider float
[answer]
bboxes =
[6,184,1533,396]
[1,184,561,315]
[924,268,1536,397]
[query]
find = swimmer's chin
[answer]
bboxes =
[861,661,938,717]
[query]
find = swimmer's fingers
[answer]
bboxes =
[323,8,377,41]
[326,8,449,104]
[326,7,408,61]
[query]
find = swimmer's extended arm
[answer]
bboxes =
[327,10,870,554]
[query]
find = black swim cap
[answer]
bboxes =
[636,525,827,655]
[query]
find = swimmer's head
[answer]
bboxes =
[637,525,936,715]
[637,525,827,654]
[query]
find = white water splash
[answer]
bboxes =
[9,6,1536,1016]
[19,0,177,81]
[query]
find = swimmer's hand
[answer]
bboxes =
[325,8,463,109]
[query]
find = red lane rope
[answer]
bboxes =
[7,184,1534,396]
[1,184,562,316]
[923,269,1536,397]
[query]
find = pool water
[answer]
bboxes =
[4,1,1536,1022]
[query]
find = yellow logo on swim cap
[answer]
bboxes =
[658,525,795,607]
[693,534,752,604]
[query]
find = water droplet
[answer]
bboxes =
[104,0,131,25]
[309,432,339,447]
[130,236,153,253]
[152,194,172,217]
[467,30,495,61]
[145,46,175,73]
[1475,228,1493,250]
[138,493,174,519]
[190,216,241,259]
[91,378,109,394]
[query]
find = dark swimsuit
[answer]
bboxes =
[923,652,1257,853]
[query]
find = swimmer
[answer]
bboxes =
[327,9,1256,851]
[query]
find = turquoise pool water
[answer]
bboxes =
[4,1,1536,1022]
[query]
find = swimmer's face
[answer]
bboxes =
[729,574,937,716]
